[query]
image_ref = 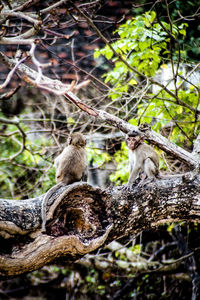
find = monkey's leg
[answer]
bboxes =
[138,158,156,186]
[125,165,141,190]
[144,158,157,178]
[128,169,139,185]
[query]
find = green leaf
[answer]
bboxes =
[67,117,75,124]
[179,29,186,36]
[128,79,137,85]
[94,49,100,59]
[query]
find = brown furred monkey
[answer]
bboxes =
[126,130,159,187]
[41,132,88,232]
[55,132,88,184]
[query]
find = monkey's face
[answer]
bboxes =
[126,135,140,150]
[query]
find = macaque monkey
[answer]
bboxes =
[55,132,88,184]
[126,130,159,187]
[41,132,88,232]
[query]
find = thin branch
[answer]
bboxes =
[13,0,41,12]
[0,118,26,161]
[175,8,200,23]
[1,11,42,26]
[29,41,53,83]
[0,86,20,100]
[177,62,200,91]
[12,27,38,40]
[0,57,27,90]
[0,37,34,45]
[40,0,68,14]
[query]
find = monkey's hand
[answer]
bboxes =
[123,183,132,191]
[123,179,140,190]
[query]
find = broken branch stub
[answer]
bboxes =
[0,183,113,277]
[43,182,112,238]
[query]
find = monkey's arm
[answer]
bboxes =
[54,152,64,181]
[54,153,61,168]
[128,162,142,186]
[144,157,158,178]
[55,148,72,183]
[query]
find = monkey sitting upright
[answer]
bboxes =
[126,130,159,187]
[55,132,88,184]
[41,132,88,232]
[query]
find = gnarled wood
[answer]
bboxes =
[0,183,113,277]
[0,174,200,277]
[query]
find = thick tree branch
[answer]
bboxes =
[0,174,200,277]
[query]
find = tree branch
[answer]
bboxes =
[0,174,199,277]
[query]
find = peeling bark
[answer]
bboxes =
[0,174,199,277]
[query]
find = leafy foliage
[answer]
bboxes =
[110,141,129,185]
[0,119,56,198]
[87,143,111,167]
[95,12,187,100]
[94,11,200,183]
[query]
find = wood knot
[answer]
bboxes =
[138,123,151,132]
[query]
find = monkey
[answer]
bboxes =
[55,132,88,184]
[41,132,88,232]
[126,130,159,187]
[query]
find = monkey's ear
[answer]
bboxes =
[68,136,72,145]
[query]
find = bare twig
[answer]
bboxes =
[13,0,41,12]
[29,41,53,83]
[40,0,68,14]
[1,11,42,26]
[0,86,20,100]
[0,117,26,161]
[176,8,200,22]
[0,37,34,45]
[0,57,27,90]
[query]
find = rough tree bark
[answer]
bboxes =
[0,173,200,278]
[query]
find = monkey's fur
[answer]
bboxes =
[126,131,159,187]
[55,132,88,184]
[41,132,88,232]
